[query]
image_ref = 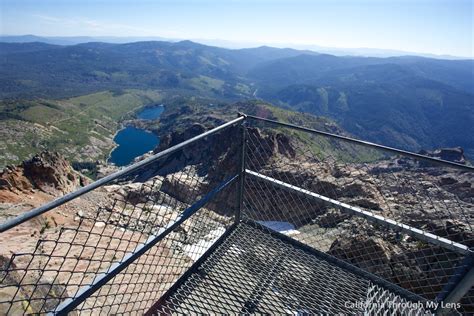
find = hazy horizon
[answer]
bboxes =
[1,34,472,60]
[1,0,472,58]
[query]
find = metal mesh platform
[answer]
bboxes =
[1,115,472,315]
[150,222,429,315]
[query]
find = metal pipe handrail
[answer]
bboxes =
[0,116,245,233]
[436,266,474,315]
[235,122,247,224]
[53,174,238,315]
[246,169,470,255]
[245,114,474,172]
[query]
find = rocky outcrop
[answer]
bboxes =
[127,123,299,215]
[419,147,466,164]
[245,160,387,225]
[329,235,395,275]
[160,169,208,205]
[0,165,33,193]
[0,151,86,196]
[246,127,296,168]
[145,122,239,179]
[437,172,474,204]
[153,121,296,176]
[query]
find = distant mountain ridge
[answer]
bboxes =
[1,34,470,60]
[0,39,472,158]
[0,34,172,45]
[248,53,473,157]
[248,54,474,94]
[0,40,317,99]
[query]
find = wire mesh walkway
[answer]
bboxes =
[151,222,429,315]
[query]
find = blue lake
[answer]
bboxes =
[109,106,163,166]
[137,105,164,120]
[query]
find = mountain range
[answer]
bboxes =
[0,39,473,158]
[1,35,469,59]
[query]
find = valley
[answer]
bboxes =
[0,40,473,164]
[0,89,162,168]
[0,40,472,314]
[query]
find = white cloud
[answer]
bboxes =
[31,14,160,36]
[31,14,64,23]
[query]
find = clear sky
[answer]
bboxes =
[1,0,472,57]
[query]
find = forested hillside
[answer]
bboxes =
[1,40,472,158]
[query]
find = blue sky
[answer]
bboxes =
[1,0,472,57]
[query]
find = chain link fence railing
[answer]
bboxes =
[1,114,472,315]
[242,115,473,314]
[0,117,243,315]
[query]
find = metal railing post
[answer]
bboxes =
[435,251,474,315]
[235,113,247,224]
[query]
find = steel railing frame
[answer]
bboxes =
[434,252,474,315]
[1,113,473,314]
[235,114,247,224]
[243,114,474,313]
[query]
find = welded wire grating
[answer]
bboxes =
[153,222,430,315]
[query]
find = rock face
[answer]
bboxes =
[326,230,463,298]
[0,151,86,196]
[0,165,33,193]
[154,122,296,177]
[153,123,241,177]
[161,169,208,205]
[141,123,300,216]
[245,159,388,225]
[419,147,466,164]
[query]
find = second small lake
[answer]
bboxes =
[108,105,163,166]
[137,105,164,120]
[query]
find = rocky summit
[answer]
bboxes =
[419,147,466,164]
[0,151,86,197]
